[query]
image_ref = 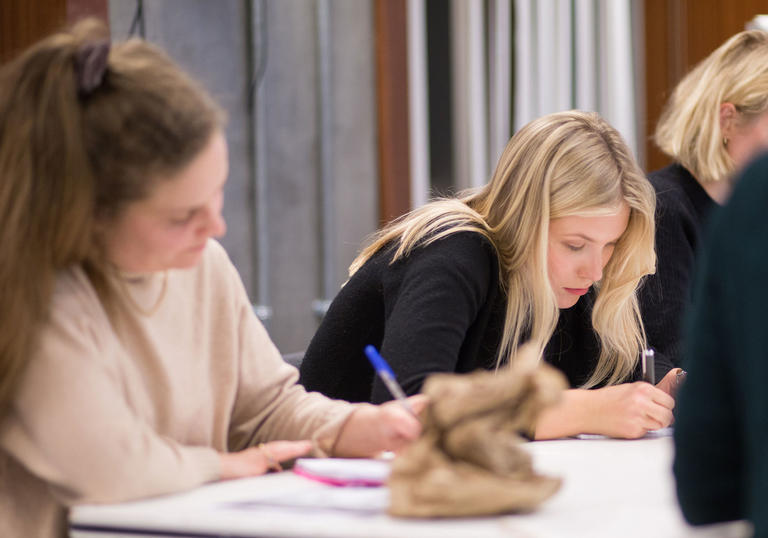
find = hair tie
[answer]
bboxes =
[74,38,111,97]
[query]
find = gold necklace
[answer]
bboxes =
[118,270,169,317]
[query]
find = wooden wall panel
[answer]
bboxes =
[644,0,678,173]
[644,0,768,173]
[1,0,66,64]
[0,0,108,65]
[374,0,411,225]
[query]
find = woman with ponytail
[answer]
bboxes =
[300,110,679,439]
[0,20,423,538]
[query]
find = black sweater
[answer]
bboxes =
[639,164,716,379]
[673,153,768,533]
[299,231,638,404]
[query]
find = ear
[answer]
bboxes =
[719,102,738,139]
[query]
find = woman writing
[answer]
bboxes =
[0,21,422,538]
[300,110,677,439]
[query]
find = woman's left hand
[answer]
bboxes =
[332,395,428,457]
[656,368,686,398]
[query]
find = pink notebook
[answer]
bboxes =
[293,458,390,487]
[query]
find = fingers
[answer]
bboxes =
[406,394,429,416]
[655,368,684,397]
[261,440,313,463]
[649,385,675,410]
[380,400,423,442]
[598,383,676,438]
[635,383,674,430]
[644,404,674,430]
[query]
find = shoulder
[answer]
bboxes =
[648,164,692,204]
[50,266,108,328]
[394,230,499,285]
[399,230,500,293]
[38,267,116,370]
[650,163,714,210]
[371,229,498,274]
[415,230,498,264]
[649,164,711,226]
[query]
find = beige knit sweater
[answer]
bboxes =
[0,240,354,537]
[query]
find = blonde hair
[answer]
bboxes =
[0,19,223,416]
[352,111,656,388]
[655,29,768,183]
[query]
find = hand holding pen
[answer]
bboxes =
[364,345,416,415]
[329,346,425,457]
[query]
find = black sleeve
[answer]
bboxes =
[371,234,495,403]
[638,190,696,380]
[673,219,744,525]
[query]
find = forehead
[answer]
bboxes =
[141,131,229,211]
[549,203,630,241]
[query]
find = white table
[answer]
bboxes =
[70,436,750,538]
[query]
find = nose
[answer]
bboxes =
[208,210,227,238]
[200,202,227,239]
[580,252,603,283]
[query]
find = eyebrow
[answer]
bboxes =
[564,233,621,244]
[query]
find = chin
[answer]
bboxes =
[169,252,205,270]
[558,296,580,309]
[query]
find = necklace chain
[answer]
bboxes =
[118,270,169,317]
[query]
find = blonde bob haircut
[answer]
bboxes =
[351,110,656,388]
[655,29,768,183]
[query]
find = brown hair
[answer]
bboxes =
[0,19,223,416]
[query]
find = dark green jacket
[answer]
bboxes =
[674,152,768,535]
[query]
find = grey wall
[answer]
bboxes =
[109,0,378,354]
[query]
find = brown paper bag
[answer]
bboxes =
[388,345,568,517]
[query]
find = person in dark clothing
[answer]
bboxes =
[641,29,768,380]
[673,152,768,535]
[301,110,679,440]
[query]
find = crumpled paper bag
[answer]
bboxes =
[388,345,568,517]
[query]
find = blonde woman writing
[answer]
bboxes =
[300,110,678,439]
[0,21,423,538]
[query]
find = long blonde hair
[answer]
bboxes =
[0,20,222,417]
[655,29,768,183]
[352,111,656,387]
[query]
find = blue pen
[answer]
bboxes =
[364,345,415,415]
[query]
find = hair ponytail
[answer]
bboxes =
[0,22,104,416]
[0,19,223,417]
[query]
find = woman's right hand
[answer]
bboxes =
[592,382,675,439]
[219,440,313,480]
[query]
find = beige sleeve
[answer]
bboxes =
[224,264,357,454]
[0,310,220,506]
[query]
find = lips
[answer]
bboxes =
[564,287,590,296]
